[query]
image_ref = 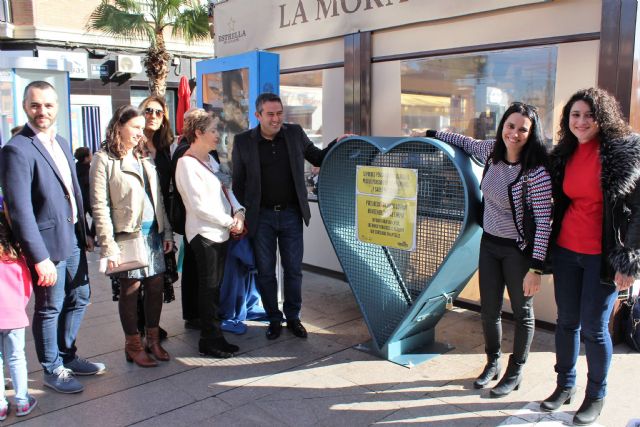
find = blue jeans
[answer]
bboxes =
[0,328,29,405]
[253,207,304,322]
[31,242,90,374]
[552,245,618,399]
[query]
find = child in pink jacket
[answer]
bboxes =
[0,196,37,420]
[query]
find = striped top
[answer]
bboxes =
[434,131,553,269]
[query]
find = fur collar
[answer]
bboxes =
[551,133,640,200]
[600,133,640,199]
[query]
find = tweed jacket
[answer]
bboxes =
[434,131,553,270]
[550,133,640,282]
[90,149,172,258]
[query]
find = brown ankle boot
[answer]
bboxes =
[145,328,170,361]
[125,334,158,367]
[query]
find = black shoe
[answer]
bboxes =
[266,322,282,340]
[159,326,168,341]
[540,386,577,412]
[286,319,308,338]
[184,319,201,330]
[489,355,523,398]
[198,338,235,358]
[473,359,501,389]
[573,397,604,426]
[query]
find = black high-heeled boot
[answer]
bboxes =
[540,386,576,412]
[490,355,523,398]
[474,358,502,389]
[573,396,604,426]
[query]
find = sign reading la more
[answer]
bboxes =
[213,0,550,57]
[356,166,418,251]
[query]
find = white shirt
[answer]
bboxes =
[175,154,244,243]
[27,123,78,224]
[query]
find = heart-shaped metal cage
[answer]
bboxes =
[318,137,483,364]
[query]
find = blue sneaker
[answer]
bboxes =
[43,366,84,394]
[221,320,248,335]
[16,395,37,417]
[64,357,106,376]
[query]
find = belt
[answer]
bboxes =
[263,204,288,211]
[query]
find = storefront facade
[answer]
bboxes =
[213,0,640,323]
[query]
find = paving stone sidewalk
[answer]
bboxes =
[2,252,638,426]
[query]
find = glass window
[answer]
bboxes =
[0,69,14,146]
[401,47,557,143]
[280,70,325,199]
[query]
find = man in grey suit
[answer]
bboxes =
[0,81,105,394]
[232,93,350,340]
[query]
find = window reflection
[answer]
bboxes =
[401,47,557,143]
[281,70,324,199]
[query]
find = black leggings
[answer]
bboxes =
[478,233,535,364]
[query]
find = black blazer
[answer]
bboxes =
[232,123,335,237]
[0,125,86,264]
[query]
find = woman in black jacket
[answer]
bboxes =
[540,88,640,426]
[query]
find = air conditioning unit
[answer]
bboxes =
[116,55,143,74]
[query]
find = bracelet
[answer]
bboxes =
[528,268,543,275]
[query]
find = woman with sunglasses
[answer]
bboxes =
[130,96,176,339]
[417,102,552,397]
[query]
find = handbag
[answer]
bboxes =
[521,173,552,274]
[168,183,186,235]
[623,295,640,351]
[105,232,149,274]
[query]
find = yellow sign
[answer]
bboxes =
[356,166,418,251]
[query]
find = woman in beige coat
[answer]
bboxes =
[90,105,173,367]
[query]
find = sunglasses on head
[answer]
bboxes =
[144,107,164,118]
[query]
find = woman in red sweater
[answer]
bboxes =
[542,88,640,426]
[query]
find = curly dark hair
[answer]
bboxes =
[102,105,145,159]
[555,87,631,157]
[491,102,549,172]
[0,215,20,261]
[139,95,174,152]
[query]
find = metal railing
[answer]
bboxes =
[0,0,11,23]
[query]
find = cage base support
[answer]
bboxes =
[354,328,454,368]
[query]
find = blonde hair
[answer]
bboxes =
[182,109,217,144]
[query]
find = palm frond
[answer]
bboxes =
[171,4,209,43]
[87,0,153,42]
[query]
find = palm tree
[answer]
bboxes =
[87,0,210,96]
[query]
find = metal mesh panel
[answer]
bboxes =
[319,140,465,348]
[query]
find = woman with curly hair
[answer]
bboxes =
[540,88,640,425]
[90,105,174,367]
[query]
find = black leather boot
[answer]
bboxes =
[540,386,576,412]
[490,355,523,398]
[473,358,502,389]
[573,397,604,426]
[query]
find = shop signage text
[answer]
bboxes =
[279,0,409,28]
[213,0,550,57]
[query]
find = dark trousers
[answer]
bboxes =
[189,234,228,339]
[253,207,304,323]
[552,245,618,399]
[478,233,535,364]
[180,235,199,321]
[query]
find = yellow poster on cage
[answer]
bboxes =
[356,166,418,251]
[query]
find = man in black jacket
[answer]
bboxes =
[232,93,350,340]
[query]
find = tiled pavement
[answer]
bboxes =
[2,251,639,426]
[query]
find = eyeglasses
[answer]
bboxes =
[144,107,164,118]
